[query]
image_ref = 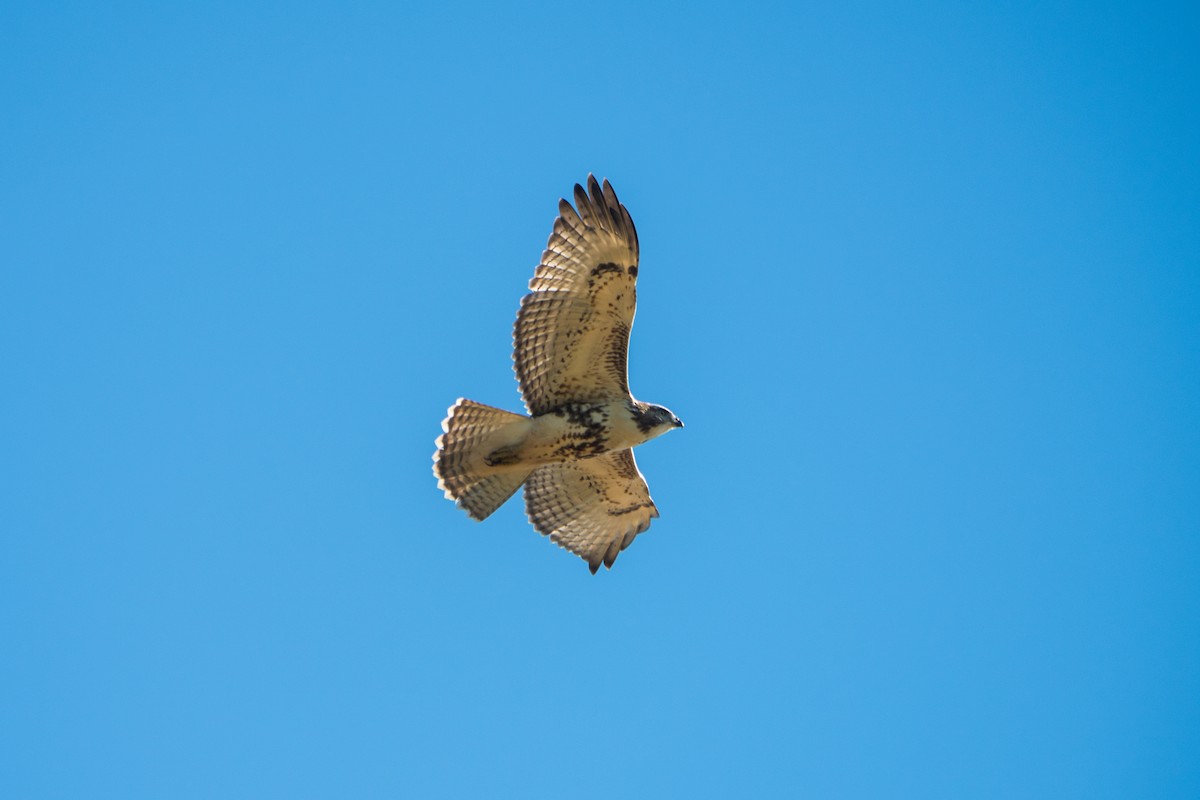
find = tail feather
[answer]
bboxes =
[434,398,532,520]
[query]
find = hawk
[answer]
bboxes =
[433,175,682,573]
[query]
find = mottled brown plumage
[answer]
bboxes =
[514,176,640,415]
[433,176,681,573]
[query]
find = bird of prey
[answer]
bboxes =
[433,175,682,573]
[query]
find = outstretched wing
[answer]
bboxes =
[524,449,659,573]
[513,175,640,415]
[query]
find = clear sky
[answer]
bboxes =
[2,2,1198,797]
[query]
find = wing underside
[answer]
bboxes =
[524,449,659,573]
[513,175,641,415]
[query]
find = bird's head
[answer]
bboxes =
[635,403,684,440]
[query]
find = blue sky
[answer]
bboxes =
[2,2,1198,797]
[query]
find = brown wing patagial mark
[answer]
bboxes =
[590,262,625,279]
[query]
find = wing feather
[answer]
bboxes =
[513,175,640,414]
[524,450,659,573]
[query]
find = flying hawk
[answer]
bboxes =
[433,175,682,573]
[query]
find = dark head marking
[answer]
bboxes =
[633,403,683,435]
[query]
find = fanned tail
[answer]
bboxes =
[433,398,532,521]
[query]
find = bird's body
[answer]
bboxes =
[488,400,674,467]
[433,176,681,573]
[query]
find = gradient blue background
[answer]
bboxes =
[3,2,1197,797]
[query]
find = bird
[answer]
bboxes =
[433,175,683,573]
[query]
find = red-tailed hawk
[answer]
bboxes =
[433,175,682,573]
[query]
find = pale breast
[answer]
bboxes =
[518,402,618,463]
